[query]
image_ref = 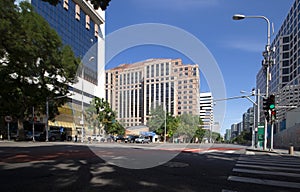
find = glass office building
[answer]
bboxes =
[28,0,106,136]
[256,0,300,132]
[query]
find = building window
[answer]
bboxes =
[94,24,99,37]
[75,4,80,20]
[86,15,90,30]
[63,0,69,10]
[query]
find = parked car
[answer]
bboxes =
[25,131,42,141]
[91,134,107,142]
[135,136,151,143]
[124,135,139,143]
[39,130,66,141]
[114,135,125,142]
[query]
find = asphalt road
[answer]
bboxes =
[0,142,299,192]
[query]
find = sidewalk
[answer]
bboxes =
[246,146,300,156]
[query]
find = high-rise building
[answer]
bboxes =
[256,0,300,132]
[242,107,254,132]
[29,0,106,135]
[225,128,231,141]
[105,58,200,127]
[199,92,214,131]
[231,123,238,139]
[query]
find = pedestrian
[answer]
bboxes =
[75,134,77,142]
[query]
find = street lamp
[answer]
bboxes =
[233,14,273,151]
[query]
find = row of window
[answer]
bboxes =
[64,0,100,37]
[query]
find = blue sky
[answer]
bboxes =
[105,0,294,134]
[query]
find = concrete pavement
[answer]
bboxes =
[246,146,300,156]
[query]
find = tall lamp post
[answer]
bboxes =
[233,14,274,151]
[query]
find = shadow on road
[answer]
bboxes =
[0,144,241,192]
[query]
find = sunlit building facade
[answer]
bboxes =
[106,59,200,127]
[199,92,214,131]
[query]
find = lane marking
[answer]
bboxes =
[235,163,300,172]
[228,176,300,189]
[238,157,300,164]
[237,160,300,168]
[233,168,300,178]
[245,151,255,155]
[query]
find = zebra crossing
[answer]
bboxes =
[227,152,300,190]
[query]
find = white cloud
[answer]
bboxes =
[222,39,265,53]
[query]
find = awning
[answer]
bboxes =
[48,121,75,129]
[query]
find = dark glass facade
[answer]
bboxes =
[31,0,99,84]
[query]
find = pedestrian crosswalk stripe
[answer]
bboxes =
[239,157,300,164]
[233,168,300,177]
[245,151,255,155]
[237,160,300,168]
[228,176,300,189]
[236,163,300,172]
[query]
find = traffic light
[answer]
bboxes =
[264,111,270,122]
[263,97,269,110]
[268,94,275,110]
[271,109,276,122]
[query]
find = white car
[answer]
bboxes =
[91,134,103,142]
[135,136,151,143]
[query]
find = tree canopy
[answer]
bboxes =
[94,98,125,135]
[147,105,205,142]
[0,0,79,138]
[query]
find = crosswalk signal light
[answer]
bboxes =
[269,94,275,110]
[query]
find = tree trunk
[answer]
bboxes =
[17,118,25,140]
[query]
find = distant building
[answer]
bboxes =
[225,129,231,141]
[105,59,200,127]
[213,122,220,134]
[236,122,243,135]
[242,107,254,132]
[199,92,214,131]
[231,123,238,139]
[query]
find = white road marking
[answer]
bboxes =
[245,151,255,155]
[237,160,300,167]
[238,157,300,164]
[228,176,300,189]
[235,163,300,172]
[233,168,300,177]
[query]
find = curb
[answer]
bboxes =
[246,147,300,156]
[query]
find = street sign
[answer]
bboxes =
[257,125,265,148]
[5,116,12,122]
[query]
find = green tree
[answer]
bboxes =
[166,115,180,138]
[0,1,79,139]
[232,130,251,145]
[84,98,100,134]
[147,105,165,135]
[94,98,124,135]
[176,114,202,143]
